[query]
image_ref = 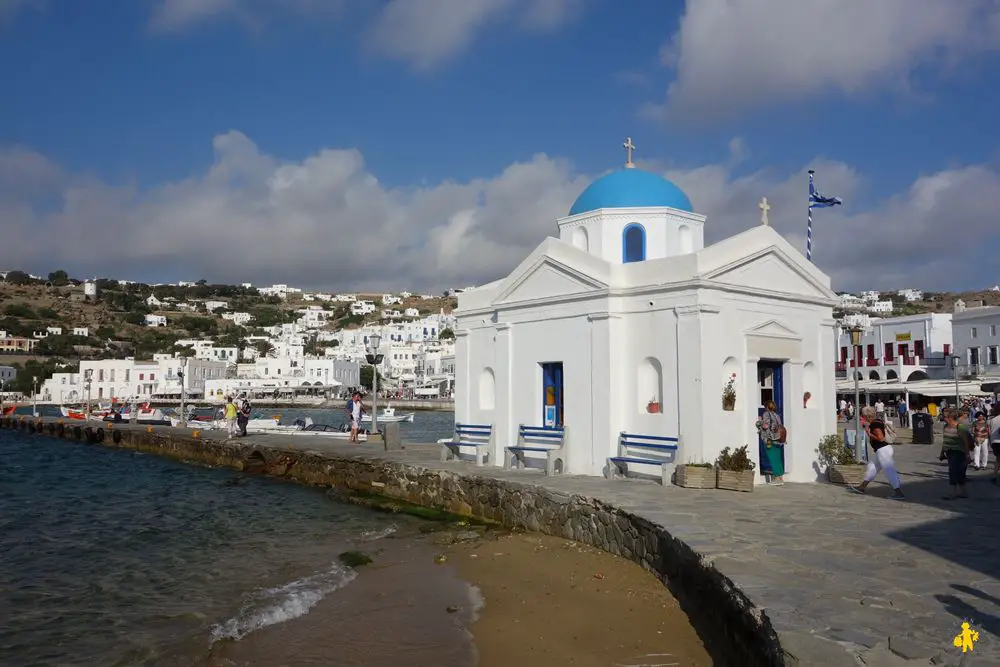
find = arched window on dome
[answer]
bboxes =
[622,223,646,263]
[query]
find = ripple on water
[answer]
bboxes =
[0,429,475,667]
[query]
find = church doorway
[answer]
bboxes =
[540,362,564,427]
[756,360,784,476]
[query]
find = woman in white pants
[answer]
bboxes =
[851,406,905,499]
[972,412,990,470]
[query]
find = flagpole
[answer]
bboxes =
[807,170,815,262]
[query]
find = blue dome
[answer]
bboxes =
[569,168,693,216]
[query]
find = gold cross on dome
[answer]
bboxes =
[623,137,636,168]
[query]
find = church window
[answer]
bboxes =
[622,224,645,263]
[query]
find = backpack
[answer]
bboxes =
[883,420,896,444]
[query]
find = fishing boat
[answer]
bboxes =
[2,405,17,417]
[361,406,414,424]
[288,421,368,441]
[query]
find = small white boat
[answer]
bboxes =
[289,422,368,441]
[361,406,414,424]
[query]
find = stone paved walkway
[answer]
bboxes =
[222,430,1000,665]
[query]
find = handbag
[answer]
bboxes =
[776,425,787,443]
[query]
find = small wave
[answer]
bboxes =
[209,563,357,643]
[359,525,397,541]
[466,584,485,623]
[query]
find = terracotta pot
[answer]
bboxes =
[827,463,867,486]
[716,468,754,492]
[647,402,661,414]
[675,465,716,489]
[722,397,736,411]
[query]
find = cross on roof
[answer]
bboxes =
[623,137,636,168]
[759,196,771,226]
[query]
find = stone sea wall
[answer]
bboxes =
[1,415,785,667]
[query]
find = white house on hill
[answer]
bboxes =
[454,142,838,484]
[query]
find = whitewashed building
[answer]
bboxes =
[145,314,167,327]
[455,146,838,483]
[38,357,228,402]
[835,313,953,382]
[951,305,1000,377]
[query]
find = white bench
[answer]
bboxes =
[504,424,567,475]
[440,423,493,466]
[606,431,681,485]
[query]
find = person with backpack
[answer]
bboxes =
[236,393,252,437]
[850,405,905,499]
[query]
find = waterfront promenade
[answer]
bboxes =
[5,418,999,666]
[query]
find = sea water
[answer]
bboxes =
[0,428,478,667]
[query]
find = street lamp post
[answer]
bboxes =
[84,369,93,420]
[178,356,188,426]
[32,376,38,417]
[850,325,864,462]
[952,354,961,409]
[366,334,383,435]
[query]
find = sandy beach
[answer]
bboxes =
[449,532,712,667]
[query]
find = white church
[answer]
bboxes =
[453,139,838,484]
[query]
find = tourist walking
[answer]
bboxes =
[756,400,785,485]
[897,398,908,427]
[940,409,971,500]
[850,406,905,499]
[990,405,1000,484]
[875,399,885,423]
[236,393,252,437]
[972,412,990,470]
[224,396,238,437]
[349,391,364,443]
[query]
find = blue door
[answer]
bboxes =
[756,361,784,474]
[541,362,564,427]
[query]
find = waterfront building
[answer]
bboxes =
[37,357,229,403]
[0,332,36,353]
[951,305,1000,378]
[0,365,15,385]
[454,142,838,482]
[834,313,953,382]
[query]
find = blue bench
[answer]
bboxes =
[504,424,567,475]
[440,423,493,466]
[607,431,681,485]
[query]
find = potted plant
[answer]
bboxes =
[647,397,661,414]
[674,461,716,489]
[722,374,736,411]
[715,445,756,492]
[818,434,866,485]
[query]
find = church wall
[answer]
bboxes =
[616,305,682,448]
[703,293,835,484]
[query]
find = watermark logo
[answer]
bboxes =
[953,621,980,653]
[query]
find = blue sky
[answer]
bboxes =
[2,0,999,292]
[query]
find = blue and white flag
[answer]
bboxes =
[808,172,842,209]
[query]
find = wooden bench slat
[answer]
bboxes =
[620,433,679,443]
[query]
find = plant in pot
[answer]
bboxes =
[817,434,866,486]
[715,444,756,492]
[647,396,661,414]
[674,461,715,489]
[722,374,737,411]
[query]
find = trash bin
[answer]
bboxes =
[911,412,934,444]
[382,421,403,451]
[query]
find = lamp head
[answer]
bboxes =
[370,334,382,351]
[849,326,863,347]
[951,355,961,368]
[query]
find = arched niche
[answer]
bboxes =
[869,370,880,380]
[678,224,693,254]
[907,370,928,382]
[571,226,589,253]
[722,356,740,409]
[886,370,898,380]
[479,368,496,410]
[622,223,646,263]
[637,357,663,413]
[802,361,818,409]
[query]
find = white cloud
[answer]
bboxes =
[367,0,583,70]
[2,132,996,293]
[653,0,1000,120]
[149,0,238,31]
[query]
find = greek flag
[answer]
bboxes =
[809,175,842,209]
[806,170,842,262]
